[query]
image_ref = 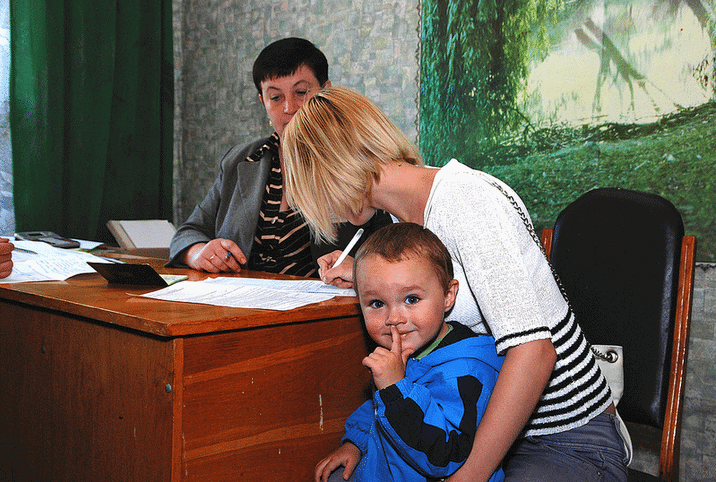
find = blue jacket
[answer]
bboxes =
[343,321,505,481]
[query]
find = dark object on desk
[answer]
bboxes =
[91,246,171,261]
[541,187,695,482]
[88,262,169,286]
[15,231,81,249]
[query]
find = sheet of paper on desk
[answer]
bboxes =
[138,279,336,311]
[1,240,114,283]
[203,276,356,297]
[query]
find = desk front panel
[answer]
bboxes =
[0,300,177,482]
[0,276,372,481]
[181,315,372,481]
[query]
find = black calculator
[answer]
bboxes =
[15,231,81,249]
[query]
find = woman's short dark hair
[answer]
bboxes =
[252,38,329,94]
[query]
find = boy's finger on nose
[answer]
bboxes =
[390,325,402,353]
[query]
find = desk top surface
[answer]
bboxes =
[0,255,360,338]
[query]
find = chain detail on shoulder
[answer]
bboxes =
[484,179,572,308]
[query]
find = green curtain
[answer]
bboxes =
[10,0,173,243]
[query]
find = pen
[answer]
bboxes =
[332,228,364,269]
[13,247,38,255]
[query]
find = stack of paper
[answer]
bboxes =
[2,240,114,283]
[139,277,356,311]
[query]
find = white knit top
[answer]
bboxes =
[424,159,612,437]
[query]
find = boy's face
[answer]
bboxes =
[356,253,458,355]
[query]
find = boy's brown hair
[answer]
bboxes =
[353,223,454,294]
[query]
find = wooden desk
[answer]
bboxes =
[0,263,372,481]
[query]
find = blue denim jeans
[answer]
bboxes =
[327,468,355,482]
[503,412,629,482]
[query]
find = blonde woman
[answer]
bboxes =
[283,87,629,482]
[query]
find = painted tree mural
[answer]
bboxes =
[421,0,716,261]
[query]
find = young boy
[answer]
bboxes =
[315,223,504,482]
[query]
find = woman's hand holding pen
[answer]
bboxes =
[317,228,363,288]
[317,250,355,288]
[184,238,247,273]
[0,237,13,279]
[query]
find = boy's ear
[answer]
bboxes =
[443,279,459,312]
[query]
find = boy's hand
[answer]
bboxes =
[362,326,414,390]
[314,442,362,482]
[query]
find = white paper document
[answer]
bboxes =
[1,240,114,283]
[107,219,176,248]
[138,278,339,311]
[202,276,356,297]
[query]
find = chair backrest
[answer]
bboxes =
[548,188,683,427]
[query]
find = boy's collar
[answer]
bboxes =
[413,323,453,360]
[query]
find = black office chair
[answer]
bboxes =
[541,188,696,482]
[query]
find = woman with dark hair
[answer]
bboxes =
[168,38,390,276]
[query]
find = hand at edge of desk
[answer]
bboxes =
[0,237,13,279]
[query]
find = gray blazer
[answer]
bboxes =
[168,137,391,268]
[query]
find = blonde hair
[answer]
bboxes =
[282,87,422,243]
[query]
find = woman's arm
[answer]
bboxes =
[168,140,269,267]
[447,339,556,482]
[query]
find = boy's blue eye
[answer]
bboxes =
[405,295,420,305]
[368,300,385,309]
